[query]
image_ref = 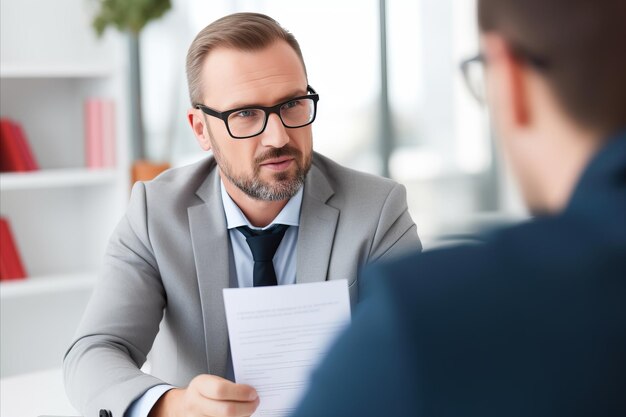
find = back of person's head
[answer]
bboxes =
[478,0,626,137]
[186,12,307,107]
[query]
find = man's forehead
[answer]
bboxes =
[201,42,307,108]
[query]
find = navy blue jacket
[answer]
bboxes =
[291,132,626,417]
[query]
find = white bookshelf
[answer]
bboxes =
[0,0,130,378]
[0,271,97,299]
[0,168,119,190]
[0,64,115,79]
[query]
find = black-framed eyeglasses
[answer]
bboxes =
[460,54,487,104]
[195,85,320,139]
[460,48,549,104]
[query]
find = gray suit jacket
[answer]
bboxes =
[64,152,420,416]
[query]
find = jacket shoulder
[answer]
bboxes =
[142,157,216,194]
[366,210,626,317]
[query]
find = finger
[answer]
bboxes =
[194,375,258,402]
[203,397,260,417]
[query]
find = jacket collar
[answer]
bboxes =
[296,154,339,284]
[188,153,340,375]
[566,129,626,215]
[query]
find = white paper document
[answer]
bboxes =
[223,280,351,417]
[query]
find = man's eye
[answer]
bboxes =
[235,109,256,118]
[282,100,301,110]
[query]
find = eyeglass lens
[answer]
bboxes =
[227,98,316,137]
[465,60,486,103]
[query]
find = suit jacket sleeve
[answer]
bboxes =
[63,182,167,417]
[368,182,421,262]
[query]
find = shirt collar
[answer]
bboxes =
[220,179,303,230]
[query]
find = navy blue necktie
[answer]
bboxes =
[237,224,289,287]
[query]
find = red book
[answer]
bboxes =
[101,99,116,168]
[0,217,27,281]
[0,119,12,171]
[12,122,39,170]
[85,99,104,168]
[0,118,29,172]
[85,98,116,168]
[0,252,10,280]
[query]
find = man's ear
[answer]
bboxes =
[187,109,212,151]
[482,33,531,129]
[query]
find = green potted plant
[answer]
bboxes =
[92,0,172,182]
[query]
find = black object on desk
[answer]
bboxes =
[99,410,112,417]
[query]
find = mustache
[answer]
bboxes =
[255,146,302,165]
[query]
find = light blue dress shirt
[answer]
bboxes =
[125,180,303,417]
[222,180,302,288]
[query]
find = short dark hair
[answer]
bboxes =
[478,0,626,136]
[186,12,307,106]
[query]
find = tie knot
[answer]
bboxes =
[236,224,289,262]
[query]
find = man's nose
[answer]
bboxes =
[260,113,290,148]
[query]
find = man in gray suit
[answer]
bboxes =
[64,12,420,417]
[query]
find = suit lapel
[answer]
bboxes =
[296,161,339,284]
[188,166,230,377]
[187,156,339,375]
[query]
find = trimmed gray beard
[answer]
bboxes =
[212,143,311,201]
[205,119,311,201]
[221,159,310,201]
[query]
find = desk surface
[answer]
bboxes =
[0,367,80,417]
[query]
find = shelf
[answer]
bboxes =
[0,168,120,190]
[0,64,114,79]
[0,272,96,299]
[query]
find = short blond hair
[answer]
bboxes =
[186,12,307,106]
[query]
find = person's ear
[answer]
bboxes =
[482,33,531,129]
[187,108,212,151]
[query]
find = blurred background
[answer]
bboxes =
[0,0,527,415]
